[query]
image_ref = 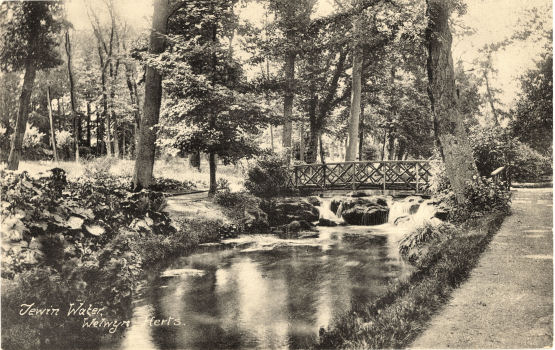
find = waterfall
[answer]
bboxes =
[387,196,437,226]
[336,202,344,218]
[319,198,344,224]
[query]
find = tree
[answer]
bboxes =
[511,48,553,157]
[64,27,79,161]
[132,0,184,189]
[159,0,276,195]
[1,2,63,170]
[425,0,477,201]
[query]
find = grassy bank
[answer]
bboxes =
[317,211,507,349]
[0,166,239,350]
[9,157,247,191]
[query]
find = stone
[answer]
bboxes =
[394,215,412,225]
[243,207,270,232]
[342,206,389,225]
[306,196,321,206]
[409,203,420,215]
[318,218,338,227]
[265,198,320,226]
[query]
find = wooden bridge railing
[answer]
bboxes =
[289,160,433,193]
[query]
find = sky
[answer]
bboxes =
[67,0,552,109]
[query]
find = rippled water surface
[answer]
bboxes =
[108,222,413,350]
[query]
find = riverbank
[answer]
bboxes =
[316,210,508,349]
[411,187,553,348]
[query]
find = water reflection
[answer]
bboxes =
[109,225,411,350]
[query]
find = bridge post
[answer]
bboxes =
[351,163,356,190]
[322,164,326,189]
[382,162,386,193]
[415,162,420,193]
[294,167,298,187]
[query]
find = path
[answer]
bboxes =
[411,187,553,349]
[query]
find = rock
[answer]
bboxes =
[434,206,450,221]
[342,206,389,225]
[306,196,321,206]
[409,204,420,215]
[330,198,343,215]
[394,215,412,225]
[318,218,338,227]
[266,198,320,226]
[243,207,269,232]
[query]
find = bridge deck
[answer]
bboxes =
[289,160,432,194]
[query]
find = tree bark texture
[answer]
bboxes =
[65,30,79,162]
[47,86,58,162]
[282,50,295,161]
[346,41,362,161]
[7,60,37,170]
[426,0,477,201]
[132,0,169,189]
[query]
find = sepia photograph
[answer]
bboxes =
[0,0,552,349]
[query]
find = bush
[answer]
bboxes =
[510,143,552,182]
[469,125,552,182]
[435,176,511,222]
[244,153,295,198]
[399,222,457,266]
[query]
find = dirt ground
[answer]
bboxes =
[411,188,553,349]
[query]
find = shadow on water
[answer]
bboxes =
[103,222,413,350]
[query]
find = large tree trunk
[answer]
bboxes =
[282,50,295,161]
[65,30,79,162]
[209,152,217,195]
[346,34,362,161]
[7,60,36,170]
[133,0,169,189]
[426,0,477,201]
[47,86,58,162]
[86,102,91,148]
[358,103,365,160]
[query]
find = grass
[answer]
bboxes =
[316,211,507,349]
[7,156,247,191]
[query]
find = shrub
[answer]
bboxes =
[399,222,457,266]
[435,176,511,222]
[469,125,552,182]
[244,153,295,198]
[510,143,552,182]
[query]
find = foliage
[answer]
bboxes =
[244,153,295,198]
[436,176,511,222]
[0,1,63,71]
[469,124,552,182]
[510,143,552,182]
[510,49,553,156]
[399,222,457,266]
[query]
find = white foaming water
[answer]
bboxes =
[319,197,345,224]
[387,196,437,227]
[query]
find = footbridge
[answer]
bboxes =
[289,160,433,194]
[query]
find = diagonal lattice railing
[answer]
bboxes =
[290,160,433,193]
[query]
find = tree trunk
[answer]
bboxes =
[346,32,362,161]
[47,86,58,162]
[358,103,365,160]
[7,60,36,170]
[86,102,91,148]
[484,72,499,125]
[299,123,305,162]
[426,0,477,201]
[282,50,295,161]
[209,152,217,195]
[319,133,325,163]
[65,30,79,162]
[133,0,169,189]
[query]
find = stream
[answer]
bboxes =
[105,195,437,350]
